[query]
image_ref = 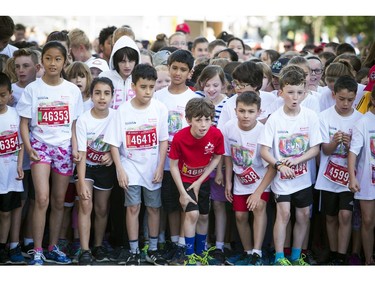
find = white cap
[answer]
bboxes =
[86,58,109,73]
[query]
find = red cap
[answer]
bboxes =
[176,23,190,34]
[364,64,375,92]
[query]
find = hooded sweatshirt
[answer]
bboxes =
[99,35,141,109]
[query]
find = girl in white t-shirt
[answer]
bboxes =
[348,89,375,265]
[17,41,83,265]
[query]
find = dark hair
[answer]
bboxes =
[196,65,225,91]
[215,48,238,62]
[208,39,227,54]
[0,16,15,40]
[150,33,168,53]
[279,65,306,89]
[227,37,246,55]
[15,23,26,31]
[99,26,116,46]
[334,75,358,94]
[0,72,12,91]
[223,61,241,75]
[263,49,280,64]
[355,67,370,83]
[216,31,234,43]
[192,36,209,50]
[160,46,178,53]
[167,49,194,70]
[41,41,68,79]
[46,30,70,48]
[191,61,209,85]
[232,61,263,91]
[185,97,215,120]
[336,43,356,56]
[324,42,339,53]
[113,47,139,73]
[236,91,261,110]
[90,77,114,96]
[132,63,157,84]
[334,53,362,73]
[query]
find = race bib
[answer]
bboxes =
[237,166,260,185]
[323,160,349,187]
[86,146,106,164]
[280,162,307,180]
[181,163,205,178]
[0,132,20,155]
[38,105,69,125]
[126,128,157,149]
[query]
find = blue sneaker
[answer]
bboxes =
[9,244,26,265]
[45,245,72,264]
[249,253,264,265]
[28,249,45,265]
[235,253,252,265]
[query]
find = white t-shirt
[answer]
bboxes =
[153,86,200,171]
[104,99,169,190]
[16,78,83,147]
[83,99,94,112]
[76,108,115,166]
[0,44,18,57]
[258,106,322,195]
[0,106,23,194]
[217,90,276,130]
[11,83,24,108]
[315,106,362,192]
[222,119,270,195]
[349,111,375,200]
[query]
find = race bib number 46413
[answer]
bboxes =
[38,106,69,125]
[126,128,157,149]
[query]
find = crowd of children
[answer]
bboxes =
[1,15,375,267]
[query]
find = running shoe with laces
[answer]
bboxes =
[161,241,178,261]
[125,251,140,266]
[184,253,200,266]
[199,247,223,265]
[28,249,45,265]
[303,250,317,265]
[169,245,186,265]
[109,246,131,265]
[92,245,109,262]
[8,244,26,264]
[21,242,34,258]
[140,244,149,263]
[146,249,169,265]
[225,252,243,265]
[274,257,292,266]
[291,255,310,266]
[208,248,226,265]
[234,253,253,265]
[249,253,263,265]
[44,245,72,264]
[78,249,93,265]
[57,239,69,255]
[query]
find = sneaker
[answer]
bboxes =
[0,248,9,265]
[57,239,69,255]
[327,258,345,265]
[274,257,292,266]
[21,243,34,258]
[28,249,45,265]
[169,245,186,265]
[234,253,253,265]
[146,249,168,265]
[109,246,131,265]
[44,245,72,264]
[225,252,243,265]
[291,255,310,266]
[102,239,114,253]
[348,253,362,265]
[249,253,263,265]
[303,250,317,265]
[184,253,200,266]
[78,250,93,265]
[199,247,224,265]
[140,243,149,263]
[125,252,140,266]
[92,245,109,262]
[8,244,26,265]
[161,241,178,261]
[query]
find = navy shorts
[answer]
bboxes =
[0,191,22,212]
[274,186,313,208]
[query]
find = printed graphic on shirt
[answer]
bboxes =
[126,124,157,150]
[329,127,352,157]
[87,134,110,164]
[231,144,260,185]
[37,101,70,126]
[0,130,20,156]
[168,110,183,137]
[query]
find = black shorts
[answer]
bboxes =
[184,181,210,215]
[0,191,22,212]
[74,164,116,190]
[161,171,180,213]
[274,186,313,208]
[321,190,354,216]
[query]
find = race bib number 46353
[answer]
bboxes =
[38,105,69,125]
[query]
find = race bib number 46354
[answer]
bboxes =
[0,132,20,155]
[38,105,69,125]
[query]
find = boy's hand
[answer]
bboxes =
[214,169,224,186]
[179,193,197,211]
[349,177,360,193]
[225,183,233,203]
[116,167,129,190]
[246,192,261,211]
[342,133,351,150]
[72,150,81,163]
[101,152,113,166]
[16,166,24,180]
[152,169,163,184]
[278,164,295,179]
[186,181,200,199]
